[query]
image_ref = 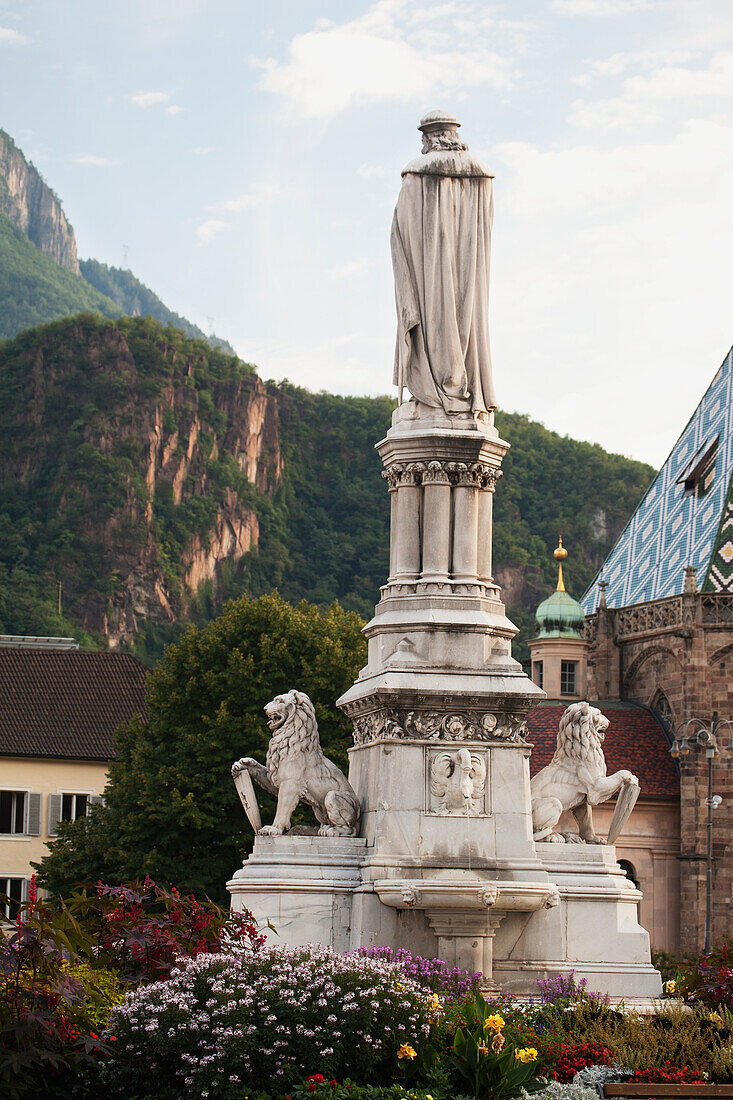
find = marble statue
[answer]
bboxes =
[231,690,360,837]
[391,110,498,417]
[530,702,640,844]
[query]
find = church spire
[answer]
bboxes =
[554,535,568,593]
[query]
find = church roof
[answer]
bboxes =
[525,701,679,801]
[0,649,149,760]
[582,345,733,612]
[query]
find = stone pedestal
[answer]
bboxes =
[492,845,662,999]
[228,836,366,952]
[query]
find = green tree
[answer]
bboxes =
[35,592,366,901]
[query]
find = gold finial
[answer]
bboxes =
[553,535,567,592]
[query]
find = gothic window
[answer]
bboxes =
[533,661,544,690]
[560,660,577,696]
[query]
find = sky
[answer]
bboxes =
[1,0,733,468]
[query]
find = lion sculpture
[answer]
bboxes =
[232,690,360,837]
[530,701,639,844]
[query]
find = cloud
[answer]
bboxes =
[551,0,653,16]
[193,146,211,156]
[328,258,369,280]
[0,25,27,44]
[129,90,170,108]
[569,50,733,130]
[166,104,183,115]
[196,219,229,243]
[255,0,515,119]
[74,154,119,167]
[211,181,292,213]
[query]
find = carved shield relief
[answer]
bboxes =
[425,746,490,816]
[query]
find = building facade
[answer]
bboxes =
[0,637,148,915]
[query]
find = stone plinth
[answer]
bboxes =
[492,845,662,998]
[227,836,366,952]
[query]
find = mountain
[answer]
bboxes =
[0,314,654,664]
[79,259,235,354]
[0,128,233,353]
[0,129,79,271]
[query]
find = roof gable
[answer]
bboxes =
[0,650,149,760]
[583,346,733,612]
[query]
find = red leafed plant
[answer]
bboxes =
[79,876,264,984]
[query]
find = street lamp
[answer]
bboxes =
[669,717,732,955]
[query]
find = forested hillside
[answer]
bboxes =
[0,314,654,663]
[0,128,234,351]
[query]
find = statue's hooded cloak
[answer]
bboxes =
[391,144,497,416]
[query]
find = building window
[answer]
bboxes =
[618,859,639,891]
[560,660,578,696]
[49,792,98,836]
[533,661,544,690]
[0,790,26,834]
[0,876,25,920]
[62,793,88,822]
[651,690,673,733]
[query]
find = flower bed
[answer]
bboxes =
[5,878,733,1099]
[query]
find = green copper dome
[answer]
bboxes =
[535,536,585,637]
[535,589,585,637]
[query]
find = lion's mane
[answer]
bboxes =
[552,701,606,773]
[266,690,321,773]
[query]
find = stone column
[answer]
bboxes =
[477,467,502,585]
[421,460,451,583]
[389,462,423,584]
[427,909,505,989]
[451,463,480,585]
[384,464,403,581]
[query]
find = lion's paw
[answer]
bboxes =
[258,825,284,836]
[546,833,566,844]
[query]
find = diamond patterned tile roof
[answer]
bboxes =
[582,346,733,612]
[0,649,149,760]
[525,701,679,801]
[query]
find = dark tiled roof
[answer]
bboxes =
[0,650,149,760]
[525,701,679,801]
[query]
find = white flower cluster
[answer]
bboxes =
[103,943,433,1093]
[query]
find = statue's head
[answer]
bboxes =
[419,109,468,154]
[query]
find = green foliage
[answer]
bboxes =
[0,213,121,338]
[59,962,123,1034]
[35,592,366,899]
[79,258,236,354]
[529,999,733,1079]
[451,995,543,1100]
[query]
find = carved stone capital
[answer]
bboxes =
[382,463,404,491]
[422,459,451,485]
[481,467,503,491]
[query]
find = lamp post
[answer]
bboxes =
[670,717,732,954]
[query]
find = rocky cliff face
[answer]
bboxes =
[0,129,80,273]
[0,316,281,651]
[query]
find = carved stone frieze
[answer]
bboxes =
[351,706,529,746]
[428,747,487,815]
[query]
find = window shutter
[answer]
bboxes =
[90,795,105,809]
[26,793,41,836]
[48,794,62,836]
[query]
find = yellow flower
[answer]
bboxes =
[485,1013,505,1032]
[426,992,441,1012]
[394,982,404,992]
[710,1011,723,1026]
[664,979,676,994]
[397,1043,417,1061]
[515,1047,538,1063]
